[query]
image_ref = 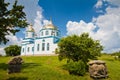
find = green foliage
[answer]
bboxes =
[0,0,28,44]
[111,51,120,60]
[4,45,21,56]
[56,33,103,63]
[65,60,86,76]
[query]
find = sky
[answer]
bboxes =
[0,0,120,55]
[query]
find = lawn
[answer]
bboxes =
[0,55,120,80]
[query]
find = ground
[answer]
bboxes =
[0,54,120,80]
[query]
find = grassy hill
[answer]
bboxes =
[0,55,120,80]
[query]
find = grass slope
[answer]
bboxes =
[0,55,120,80]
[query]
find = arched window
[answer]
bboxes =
[41,31,43,36]
[51,30,55,36]
[56,32,59,36]
[46,30,49,35]
[37,44,39,51]
[27,47,29,52]
[47,43,49,51]
[22,48,24,52]
[42,43,45,51]
[32,33,34,37]
[32,47,34,52]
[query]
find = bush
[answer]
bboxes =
[4,45,21,56]
[65,60,86,76]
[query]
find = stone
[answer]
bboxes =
[88,60,108,79]
[7,56,23,74]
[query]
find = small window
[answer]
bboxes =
[32,47,34,52]
[46,31,49,35]
[47,43,49,51]
[41,31,43,36]
[32,33,34,37]
[51,30,55,35]
[27,47,29,52]
[22,48,24,52]
[57,32,59,36]
[37,44,39,51]
[42,43,45,51]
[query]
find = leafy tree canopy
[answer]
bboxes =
[56,33,103,63]
[0,0,28,44]
[4,45,21,56]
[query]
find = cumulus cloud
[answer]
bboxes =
[95,0,103,8]
[67,1,120,53]
[104,0,120,6]
[66,20,96,35]
[0,35,21,55]
[93,7,120,53]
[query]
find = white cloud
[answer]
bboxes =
[0,35,21,56]
[93,7,120,53]
[66,20,96,35]
[95,0,103,8]
[67,1,120,53]
[104,0,120,6]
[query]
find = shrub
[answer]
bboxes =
[4,45,21,56]
[65,60,86,76]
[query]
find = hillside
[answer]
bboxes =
[0,55,120,80]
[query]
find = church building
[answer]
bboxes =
[21,21,60,55]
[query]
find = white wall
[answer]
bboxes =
[21,43,34,55]
[34,37,57,54]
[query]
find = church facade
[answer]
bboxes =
[21,21,60,55]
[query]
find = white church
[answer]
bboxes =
[21,21,60,55]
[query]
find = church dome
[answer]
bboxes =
[27,24,35,32]
[44,21,57,30]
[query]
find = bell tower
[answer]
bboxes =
[25,24,35,38]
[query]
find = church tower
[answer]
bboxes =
[25,24,35,38]
[21,24,35,55]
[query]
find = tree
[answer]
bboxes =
[4,45,21,56]
[56,33,103,64]
[0,0,28,44]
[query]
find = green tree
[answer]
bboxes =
[4,45,21,56]
[0,0,28,44]
[56,33,103,64]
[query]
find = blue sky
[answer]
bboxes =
[0,0,120,55]
[38,0,98,36]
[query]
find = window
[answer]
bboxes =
[32,47,34,52]
[37,44,39,51]
[22,48,24,52]
[47,43,49,51]
[57,32,59,36]
[41,31,43,36]
[42,43,45,51]
[27,47,29,52]
[32,33,34,37]
[51,30,55,35]
[46,31,49,35]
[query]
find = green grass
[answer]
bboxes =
[0,55,120,80]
